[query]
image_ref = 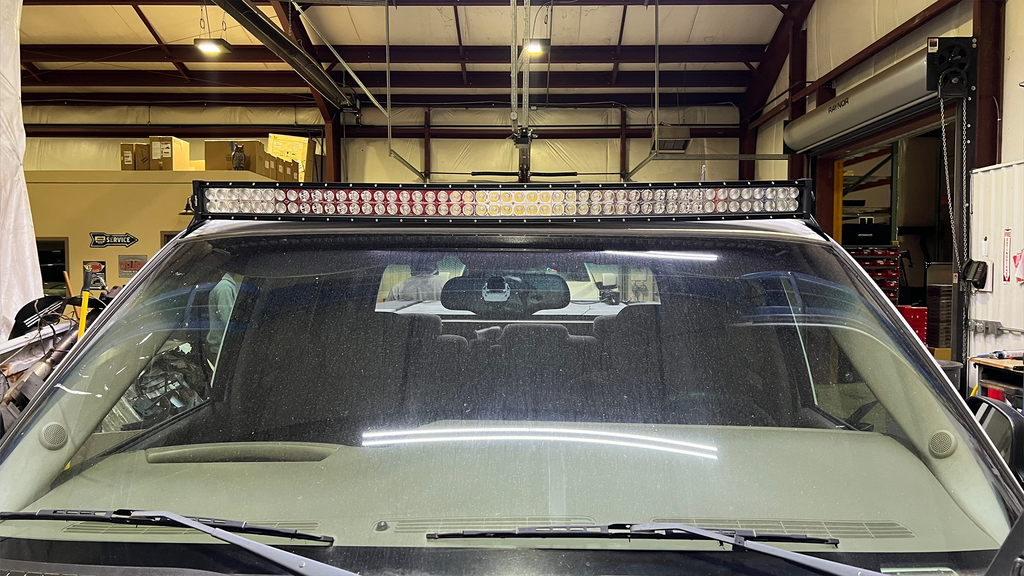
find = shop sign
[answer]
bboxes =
[90,232,138,248]
[83,261,106,290]
[1003,228,1012,283]
[118,255,148,278]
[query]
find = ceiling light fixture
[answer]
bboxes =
[526,38,550,55]
[194,37,232,54]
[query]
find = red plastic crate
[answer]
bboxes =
[898,305,928,323]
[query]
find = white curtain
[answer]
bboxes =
[1,0,42,338]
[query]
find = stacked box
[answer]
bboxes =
[119,144,135,170]
[898,305,928,343]
[118,143,152,170]
[847,246,900,305]
[927,284,953,348]
[149,136,191,171]
[134,143,150,170]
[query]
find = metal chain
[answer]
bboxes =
[938,81,959,272]
[960,98,970,359]
[938,78,973,361]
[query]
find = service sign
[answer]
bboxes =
[90,232,138,248]
[118,255,148,279]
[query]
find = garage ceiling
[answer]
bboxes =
[20,0,803,114]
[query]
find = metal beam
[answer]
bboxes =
[21,62,44,83]
[791,0,961,103]
[271,0,345,180]
[22,69,751,88]
[787,17,805,178]
[973,0,1004,167]
[738,119,756,179]
[22,0,814,6]
[842,154,891,195]
[210,0,350,108]
[453,6,468,84]
[24,124,324,137]
[740,0,811,119]
[746,99,787,130]
[131,5,190,81]
[23,123,740,139]
[610,6,627,84]
[21,91,745,107]
[21,43,769,64]
[813,156,836,236]
[846,147,895,165]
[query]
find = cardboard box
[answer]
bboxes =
[120,144,135,170]
[269,133,317,181]
[205,140,264,171]
[149,136,191,171]
[268,133,310,163]
[279,159,299,181]
[133,143,150,170]
[929,347,953,361]
[259,152,276,180]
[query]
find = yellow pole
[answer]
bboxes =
[77,290,90,339]
[77,268,93,339]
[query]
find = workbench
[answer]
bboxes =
[969,357,1023,409]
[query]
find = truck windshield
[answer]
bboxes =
[0,231,1018,576]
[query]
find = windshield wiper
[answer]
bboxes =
[0,509,355,576]
[428,522,885,576]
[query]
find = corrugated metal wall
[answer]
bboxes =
[968,161,1024,360]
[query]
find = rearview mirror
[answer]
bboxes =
[967,395,1024,482]
[441,273,570,318]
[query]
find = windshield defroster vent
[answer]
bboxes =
[651,518,914,539]
[386,516,597,534]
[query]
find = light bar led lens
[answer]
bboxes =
[201,186,804,218]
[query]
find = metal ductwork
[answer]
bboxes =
[211,0,351,110]
[655,126,691,152]
[784,49,932,155]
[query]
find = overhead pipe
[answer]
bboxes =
[624,0,659,181]
[385,0,427,182]
[291,2,383,113]
[212,0,351,109]
[521,0,531,131]
[510,0,518,131]
[291,0,423,181]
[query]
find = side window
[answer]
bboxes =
[802,327,890,433]
[71,283,225,465]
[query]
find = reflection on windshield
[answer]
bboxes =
[362,426,719,459]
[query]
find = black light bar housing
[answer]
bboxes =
[191,179,814,225]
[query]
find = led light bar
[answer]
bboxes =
[192,180,812,224]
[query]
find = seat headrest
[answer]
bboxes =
[499,323,570,345]
[392,313,443,339]
[593,315,617,339]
